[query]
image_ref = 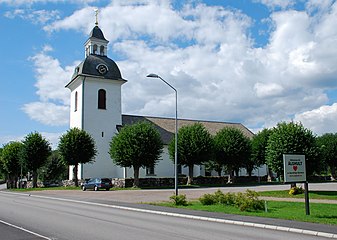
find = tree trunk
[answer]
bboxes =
[227,167,233,183]
[133,166,140,188]
[267,167,273,182]
[235,169,239,177]
[247,168,253,177]
[187,165,194,185]
[73,165,79,187]
[331,165,336,181]
[32,170,38,188]
[217,169,222,177]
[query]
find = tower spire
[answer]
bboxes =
[94,8,99,26]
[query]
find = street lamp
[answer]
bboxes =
[146,73,178,196]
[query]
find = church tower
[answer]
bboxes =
[66,19,127,179]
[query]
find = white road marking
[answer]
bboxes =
[0,219,52,240]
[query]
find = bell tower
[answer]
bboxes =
[66,15,127,179]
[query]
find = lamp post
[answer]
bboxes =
[147,73,178,196]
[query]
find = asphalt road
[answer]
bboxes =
[0,191,331,240]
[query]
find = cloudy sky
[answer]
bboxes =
[1,0,337,148]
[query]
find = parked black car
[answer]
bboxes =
[82,178,112,191]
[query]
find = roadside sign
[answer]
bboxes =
[283,154,310,215]
[283,154,306,183]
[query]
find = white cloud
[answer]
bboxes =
[254,82,284,98]
[23,46,76,126]
[295,103,337,135]
[4,9,60,24]
[22,102,69,126]
[20,1,337,135]
[254,0,295,9]
[0,0,97,6]
[28,46,74,105]
[0,132,62,149]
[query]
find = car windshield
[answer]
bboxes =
[101,178,110,183]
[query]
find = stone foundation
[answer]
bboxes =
[24,175,271,188]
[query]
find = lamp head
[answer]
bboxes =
[146,73,159,78]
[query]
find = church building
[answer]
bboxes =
[65,22,258,180]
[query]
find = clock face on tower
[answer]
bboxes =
[96,64,109,75]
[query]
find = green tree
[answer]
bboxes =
[168,123,214,185]
[58,128,97,187]
[250,128,273,180]
[0,147,4,180]
[266,122,319,178]
[21,132,51,188]
[213,127,251,183]
[1,142,23,188]
[317,133,337,180]
[38,150,68,183]
[109,121,163,188]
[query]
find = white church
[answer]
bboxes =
[66,22,261,181]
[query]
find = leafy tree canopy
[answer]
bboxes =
[251,128,271,167]
[109,121,163,187]
[58,128,97,186]
[38,150,68,183]
[1,141,23,177]
[317,133,337,180]
[168,123,214,184]
[21,132,52,188]
[58,128,97,166]
[213,127,251,173]
[266,122,319,176]
[169,123,213,166]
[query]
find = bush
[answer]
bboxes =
[235,190,264,211]
[199,193,217,205]
[289,186,304,195]
[199,189,264,212]
[170,194,188,206]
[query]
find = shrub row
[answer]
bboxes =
[199,189,264,212]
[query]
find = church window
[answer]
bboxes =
[100,46,105,56]
[74,91,78,112]
[98,89,106,109]
[93,44,98,54]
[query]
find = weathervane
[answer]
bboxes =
[94,8,99,26]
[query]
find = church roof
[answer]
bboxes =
[121,115,254,145]
[89,26,107,41]
[68,55,126,84]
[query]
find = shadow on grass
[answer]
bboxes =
[310,191,337,196]
[316,215,337,219]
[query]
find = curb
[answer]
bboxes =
[3,191,337,239]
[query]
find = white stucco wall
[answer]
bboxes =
[81,78,124,178]
[122,146,205,179]
[68,76,125,180]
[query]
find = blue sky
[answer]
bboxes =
[1,0,337,148]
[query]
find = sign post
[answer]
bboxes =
[283,154,310,215]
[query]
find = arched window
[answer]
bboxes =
[93,44,98,54]
[100,46,105,56]
[98,89,106,109]
[74,91,78,112]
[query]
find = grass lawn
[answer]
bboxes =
[259,190,337,200]
[156,200,337,225]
